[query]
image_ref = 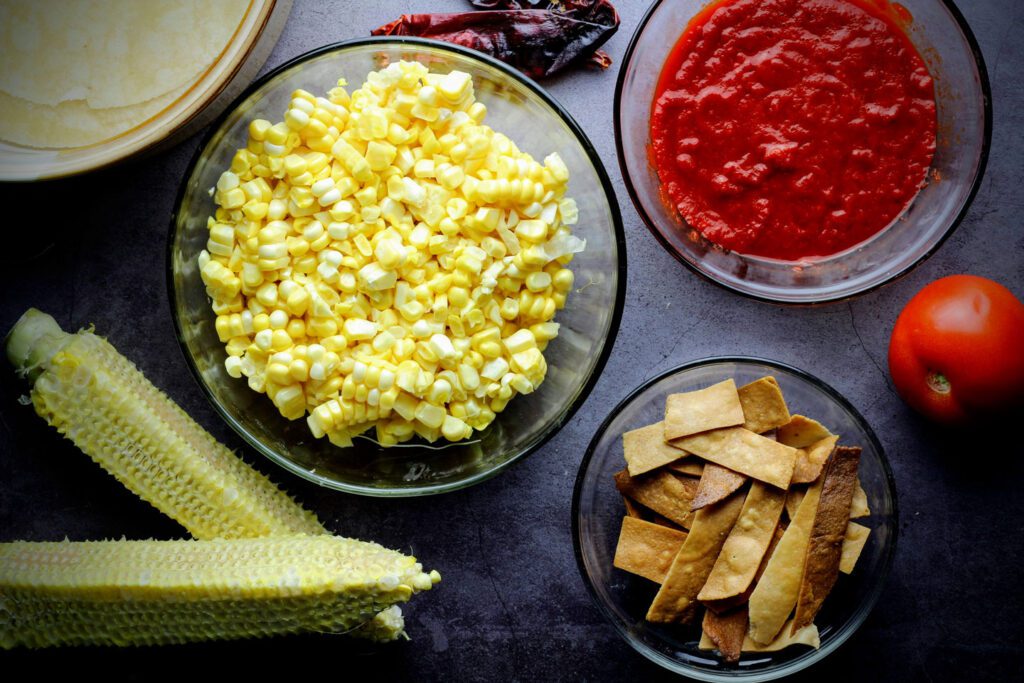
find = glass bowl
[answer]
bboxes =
[615,0,991,304]
[572,358,898,680]
[169,38,625,496]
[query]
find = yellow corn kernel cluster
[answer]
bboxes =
[200,61,583,446]
[0,535,440,648]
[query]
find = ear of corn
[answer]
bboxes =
[0,535,440,648]
[5,309,325,540]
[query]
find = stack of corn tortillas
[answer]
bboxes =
[0,0,251,148]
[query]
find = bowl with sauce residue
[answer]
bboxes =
[615,0,990,304]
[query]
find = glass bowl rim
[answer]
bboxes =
[166,36,627,497]
[613,0,993,306]
[570,355,900,680]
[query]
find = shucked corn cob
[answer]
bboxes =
[5,309,419,642]
[0,535,440,648]
[5,309,324,540]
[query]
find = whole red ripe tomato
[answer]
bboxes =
[888,275,1024,424]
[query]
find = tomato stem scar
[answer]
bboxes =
[926,372,950,394]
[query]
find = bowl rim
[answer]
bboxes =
[613,0,993,306]
[570,356,899,680]
[167,36,628,497]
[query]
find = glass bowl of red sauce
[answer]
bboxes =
[616,0,990,304]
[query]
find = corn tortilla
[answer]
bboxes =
[613,516,689,584]
[700,619,820,652]
[701,607,748,663]
[668,460,705,477]
[850,480,870,518]
[699,482,787,601]
[792,434,839,484]
[623,422,690,476]
[793,447,861,632]
[839,522,871,574]
[691,463,746,510]
[614,469,698,529]
[671,427,797,490]
[747,476,823,644]
[663,379,745,440]
[738,377,791,434]
[646,490,746,624]
[777,414,833,448]
[0,0,250,108]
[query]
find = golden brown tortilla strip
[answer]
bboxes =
[664,379,746,440]
[623,495,644,519]
[850,479,870,518]
[691,464,747,510]
[792,435,839,484]
[671,427,798,490]
[624,422,692,476]
[614,469,698,529]
[613,516,689,584]
[793,446,861,633]
[699,619,820,652]
[702,520,787,614]
[839,521,871,574]
[668,460,705,477]
[702,607,748,663]
[777,414,833,448]
[699,482,787,601]
[784,487,806,521]
[646,490,746,624]
[789,481,866,521]
[747,476,824,644]
[738,377,791,434]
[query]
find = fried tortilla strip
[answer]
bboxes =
[691,464,747,510]
[839,522,871,574]
[624,422,692,476]
[671,428,798,490]
[613,516,689,584]
[701,619,820,652]
[748,476,824,644]
[792,434,839,484]
[668,460,705,477]
[790,480,867,521]
[664,379,746,440]
[703,520,786,614]
[699,482,787,601]
[793,447,861,632]
[702,607,748,663]
[614,469,698,529]
[738,377,791,434]
[646,491,746,624]
[850,479,870,518]
[623,495,644,519]
[784,487,806,521]
[777,414,833,448]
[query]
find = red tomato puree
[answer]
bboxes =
[650,0,937,260]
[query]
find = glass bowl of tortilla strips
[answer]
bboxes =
[572,357,897,680]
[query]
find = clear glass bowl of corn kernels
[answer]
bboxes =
[168,38,626,496]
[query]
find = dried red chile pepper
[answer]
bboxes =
[371,0,619,79]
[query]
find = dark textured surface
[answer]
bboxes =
[1,1,1022,680]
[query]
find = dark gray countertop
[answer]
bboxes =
[1,1,1022,680]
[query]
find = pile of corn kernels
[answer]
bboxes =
[199,60,582,447]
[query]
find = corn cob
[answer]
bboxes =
[0,535,440,649]
[5,309,325,540]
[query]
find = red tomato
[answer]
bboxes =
[888,275,1024,424]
